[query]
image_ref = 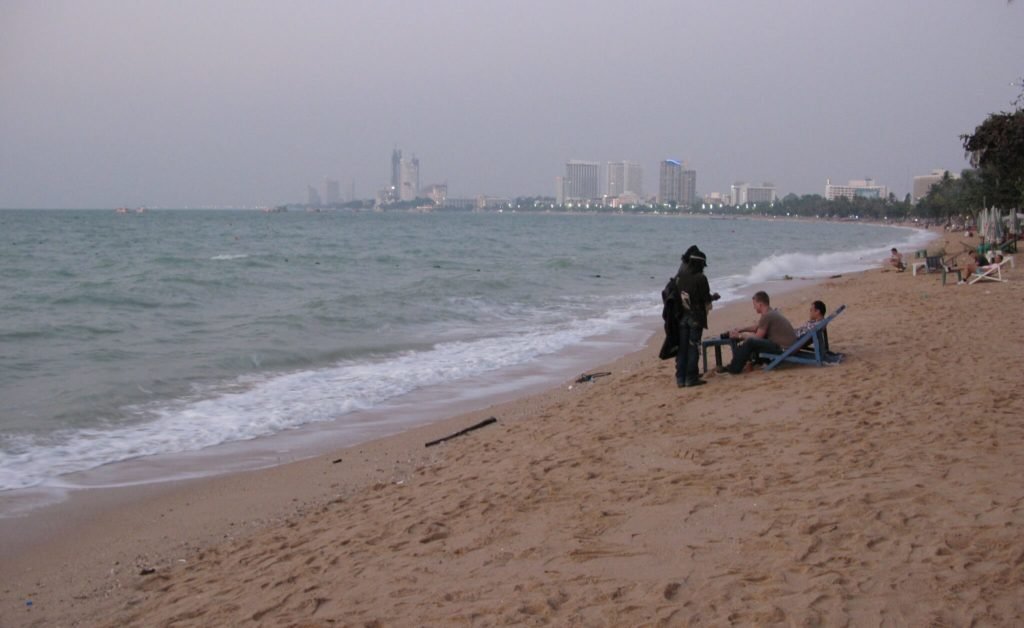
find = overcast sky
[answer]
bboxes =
[1,1,1022,208]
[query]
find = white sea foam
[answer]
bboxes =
[0,212,934,503]
[0,298,652,492]
[723,225,934,289]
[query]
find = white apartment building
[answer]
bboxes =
[607,161,643,198]
[825,178,889,201]
[912,169,956,203]
[564,160,601,201]
[730,181,777,206]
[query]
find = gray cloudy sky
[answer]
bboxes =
[1,0,1022,208]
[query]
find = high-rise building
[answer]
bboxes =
[912,169,955,203]
[307,185,322,207]
[659,160,683,205]
[607,161,643,198]
[564,160,601,201]
[825,178,889,201]
[391,148,402,190]
[324,178,340,205]
[399,155,420,201]
[680,169,696,207]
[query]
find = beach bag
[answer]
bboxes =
[660,276,690,321]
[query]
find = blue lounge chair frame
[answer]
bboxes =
[759,304,846,371]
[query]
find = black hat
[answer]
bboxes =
[684,245,708,266]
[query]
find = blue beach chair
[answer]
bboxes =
[760,305,847,372]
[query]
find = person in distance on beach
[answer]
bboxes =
[721,291,797,374]
[889,248,906,271]
[673,245,716,388]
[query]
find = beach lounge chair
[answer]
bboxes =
[759,305,847,372]
[968,256,1013,284]
[912,254,962,284]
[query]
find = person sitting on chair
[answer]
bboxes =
[794,300,829,353]
[722,291,798,374]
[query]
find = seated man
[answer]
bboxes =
[722,291,798,374]
[794,300,829,353]
[889,248,906,271]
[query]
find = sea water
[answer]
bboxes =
[0,210,932,510]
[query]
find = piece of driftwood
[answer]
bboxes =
[575,371,611,384]
[425,417,497,447]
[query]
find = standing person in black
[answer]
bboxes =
[674,245,714,388]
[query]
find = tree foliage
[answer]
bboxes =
[961,109,1024,209]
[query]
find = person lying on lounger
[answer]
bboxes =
[965,251,1000,276]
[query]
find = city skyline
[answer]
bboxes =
[1,1,1022,209]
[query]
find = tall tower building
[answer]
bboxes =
[659,160,683,205]
[324,178,340,205]
[680,169,696,207]
[307,185,322,207]
[564,160,601,201]
[607,161,643,198]
[399,155,420,201]
[391,148,402,190]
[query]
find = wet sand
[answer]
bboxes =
[3,230,1023,627]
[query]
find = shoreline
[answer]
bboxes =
[9,231,1007,626]
[7,227,1021,624]
[2,221,928,517]
[0,212,929,504]
[0,264,841,595]
[0,269,827,549]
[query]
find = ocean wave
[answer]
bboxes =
[0,298,653,493]
[740,227,933,284]
[211,253,249,260]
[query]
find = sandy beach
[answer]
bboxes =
[3,230,1023,627]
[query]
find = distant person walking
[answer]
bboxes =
[673,245,716,388]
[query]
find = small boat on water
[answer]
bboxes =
[115,207,147,214]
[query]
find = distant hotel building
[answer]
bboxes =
[399,155,420,201]
[658,160,696,207]
[912,169,956,203]
[307,184,322,207]
[825,178,889,201]
[422,183,447,206]
[562,160,601,202]
[730,181,777,206]
[380,147,420,203]
[659,160,682,205]
[681,169,696,207]
[324,178,340,205]
[607,161,643,198]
